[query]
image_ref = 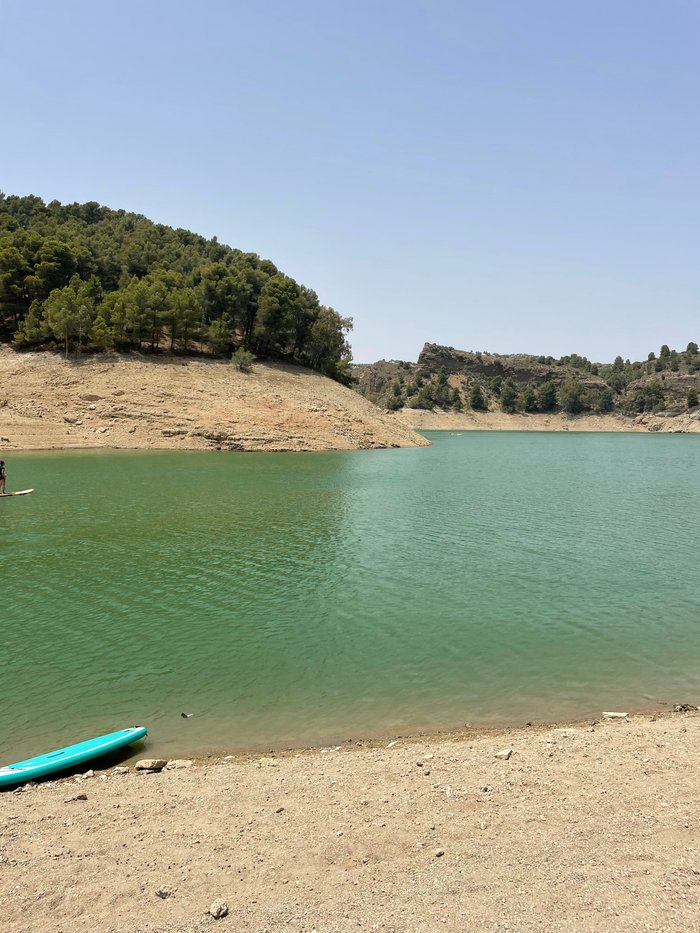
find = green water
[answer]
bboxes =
[3,432,700,761]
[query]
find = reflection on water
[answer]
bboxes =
[3,433,700,760]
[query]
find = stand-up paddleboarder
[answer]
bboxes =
[0,461,6,494]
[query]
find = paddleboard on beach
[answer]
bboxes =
[0,489,34,498]
[0,727,148,787]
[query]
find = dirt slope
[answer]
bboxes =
[0,348,429,452]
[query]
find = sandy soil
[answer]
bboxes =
[2,711,700,932]
[394,408,700,434]
[0,348,429,452]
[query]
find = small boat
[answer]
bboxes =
[0,726,147,787]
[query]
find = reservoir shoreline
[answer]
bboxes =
[2,348,698,455]
[120,698,677,764]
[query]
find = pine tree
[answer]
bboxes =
[469,382,488,411]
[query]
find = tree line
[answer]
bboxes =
[0,194,353,382]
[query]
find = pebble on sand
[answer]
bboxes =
[494,748,513,760]
[208,899,229,919]
[602,712,628,720]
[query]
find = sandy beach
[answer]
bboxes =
[2,710,700,932]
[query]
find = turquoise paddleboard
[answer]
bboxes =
[0,727,147,787]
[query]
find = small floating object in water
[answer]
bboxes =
[180,712,193,718]
[0,488,34,498]
[0,727,148,787]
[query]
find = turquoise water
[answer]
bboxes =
[2,432,700,761]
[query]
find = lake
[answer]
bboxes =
[3,431,700,761]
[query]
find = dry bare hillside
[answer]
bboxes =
[0,348,429,452]
[394,407,700,433]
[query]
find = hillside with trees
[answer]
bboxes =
[354,342,700,419]
[0,194,352,382]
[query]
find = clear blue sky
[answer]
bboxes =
[2,0,697,362]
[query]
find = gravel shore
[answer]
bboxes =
[2,711,700,932]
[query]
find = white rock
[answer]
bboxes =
[494,748,513,760]
[165,759,194,770]
[602,711,628,720]
[434,848,445,857]
[112,766,130,775]
[208,899,229,919]
[155,885,173,899]
[135,759,167,771]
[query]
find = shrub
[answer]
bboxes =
[626,382,665,413]
[231,348,256,372]
[559,381,589,414]
[500,379,518,413]
[595,387,615,412]
[536,380,557,412]
[519,386,538,412]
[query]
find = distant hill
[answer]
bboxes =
[353,342,700,418]
[0,194,352,382]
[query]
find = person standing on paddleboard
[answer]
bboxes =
[0,461,5,494]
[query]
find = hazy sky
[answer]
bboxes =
[2,0,697,362]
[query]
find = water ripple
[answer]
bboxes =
[3,434,700,760]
